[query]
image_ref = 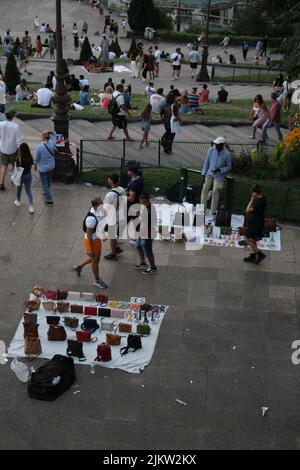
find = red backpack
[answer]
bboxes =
[95,343,111,362]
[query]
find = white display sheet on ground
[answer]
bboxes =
[7,298,169,374]
[153,203,281,252]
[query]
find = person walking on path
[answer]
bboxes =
[101,34,109,61]
[14,142,34,214]
[103,174,126,261]
[221,35,230,54]
[171,47,184,80]
[154,46,161,78]
[82,20,88,35]
[160,93,176,154]
[189,46,200,79]
[249,95,269,139]
[282,75,293,112]
[35,35,43,59]
[107,84,134,142]
[34,16,39,33]
[34,130,57,205]
[260,92,283,143]
[261,36,268,57]
[49,35,56,60]
[140,103,152,149]
[74,33,79,52]
[243,184,266,264]
[0,74,6,110]
[73,197,108,289]
[201,137,232,214]
[135,193,158,275]
[0,109,22,191]
[242,40,249,60]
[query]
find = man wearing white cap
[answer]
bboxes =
[201,137,232,214]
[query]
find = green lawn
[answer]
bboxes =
[13,83,297,127]
[80,167,300,224]
[215,73,279,84]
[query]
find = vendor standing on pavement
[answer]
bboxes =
[201,137,232,215]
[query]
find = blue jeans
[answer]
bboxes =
[39,170,53,202]
[16,172,33,205]
[261,119,283,142]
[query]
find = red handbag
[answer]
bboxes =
[95,294,108,304]
[95,343,111,362]
[84,306,97,316]
[76,330,97,343]
[44,290,57,300]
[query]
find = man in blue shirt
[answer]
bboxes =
[201,136,232,214]
[35,130,57,204]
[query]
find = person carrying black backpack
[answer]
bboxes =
[73,197,108,289]
[107,84,134,141]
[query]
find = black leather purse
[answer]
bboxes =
[81,318,99,333]
[66,340,86,362]
[46,316,60,326]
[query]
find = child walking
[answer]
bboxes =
[14,143,34,214]
[140,103,152,149]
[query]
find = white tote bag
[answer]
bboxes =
[11,164,24,187]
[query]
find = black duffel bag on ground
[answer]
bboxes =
[215,206,232,228]
[28,354,76,401]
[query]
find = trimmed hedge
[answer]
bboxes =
[153,30,283,48]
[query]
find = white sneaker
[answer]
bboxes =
[14,200,21,207]
[248,136,255,139]
[28,205,34,214]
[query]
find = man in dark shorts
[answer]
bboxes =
[243,184,266,264]
[135,193,157,275]
[107,83,134,141]
[171,47,184,80]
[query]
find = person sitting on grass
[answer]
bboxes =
[215,85,229,103]
[31,83,54,108]
[16,79,32,101]
[199,84,210,104]
[79,85,91,106]
[188,87,202,113]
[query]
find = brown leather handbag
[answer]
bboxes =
[43,301,56,312]
[118,323,132,334]
[106,333,121,346]
[70,304,84,314]
[23,313,38,325]
[56,302,70,314]
[23,322,39,338]
[47,325,67,341]
[64,317,79,329]
[25,337,42,356]
[24,300,41,311]
[57,289,68,300]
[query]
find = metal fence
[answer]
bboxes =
[77,139,299,224]
[78,138,273,173]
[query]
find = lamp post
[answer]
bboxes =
[52,0,70,155]
[177,0,181,32]
[196,0,211,82]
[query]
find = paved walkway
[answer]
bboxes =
[0,177,300,450]
[0,0,279,97]
[0,0,300,451]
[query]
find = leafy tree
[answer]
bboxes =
[79,37,93,63]
[5,55,20,94]
[128,36,137,57]
[109,38,122,58]
[128,0,172,32]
